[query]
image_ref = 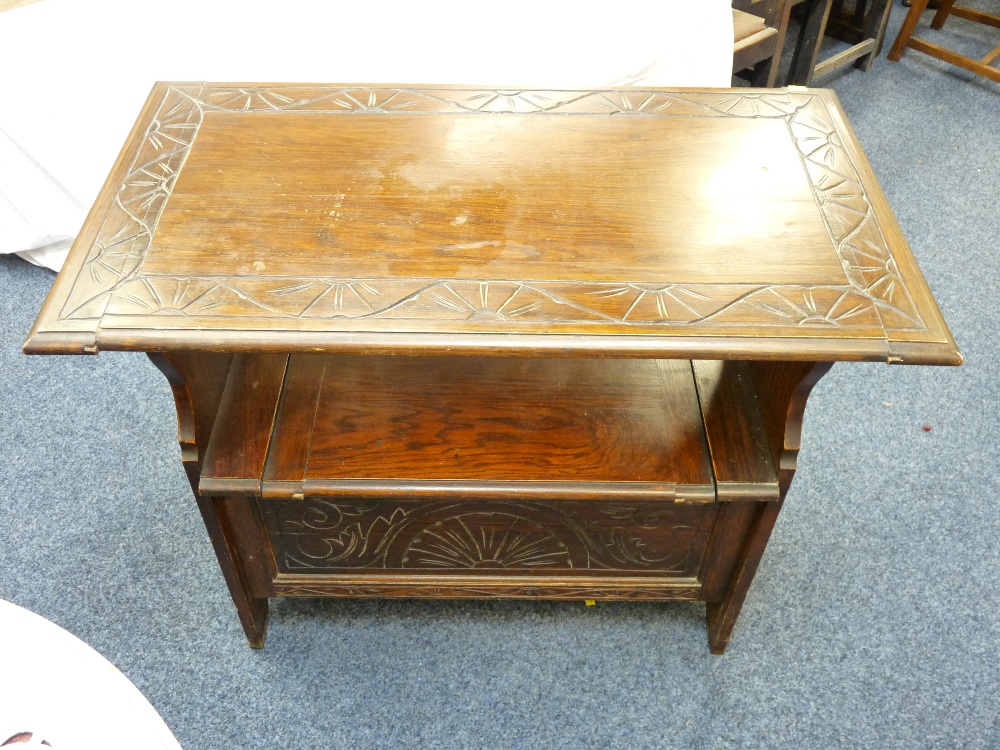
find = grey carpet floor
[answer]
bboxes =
[2,5,998,748]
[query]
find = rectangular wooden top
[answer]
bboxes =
[25,83,960,364]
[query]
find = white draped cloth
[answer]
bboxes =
[0,0,734,271]
[0,598,182,749]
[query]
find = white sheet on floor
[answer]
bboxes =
[0,598,183,750]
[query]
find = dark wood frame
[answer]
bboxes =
[733,0,790,86]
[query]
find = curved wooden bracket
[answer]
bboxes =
[147,354,198,487]
[747,360,834,500]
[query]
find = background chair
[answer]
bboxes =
[889,0,1000,82]
[733,0,789,85]
[785,0,895,85]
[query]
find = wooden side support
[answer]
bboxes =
[705,502,783,654]
[699,361,832,654]
[152,354,832,652]
[148,352,284,648]
[147,352,232,494]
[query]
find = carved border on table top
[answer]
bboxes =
[58,86,924,334]
[98,277,896,329]
[60,87,203,321]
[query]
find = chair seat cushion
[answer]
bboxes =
[733,8,768,42]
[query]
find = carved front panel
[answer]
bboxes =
[262,496,717,577]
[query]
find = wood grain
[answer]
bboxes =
[746,360,833,497]
[261,355,326,485]
[298,356,713,485]
[706,501,783,653]
[200,353,288,494]
[23,83,960,365]
[691,360,778,501]
[272,574,703,601]
[149,111,836,285]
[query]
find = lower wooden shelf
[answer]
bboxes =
[198,354,782,652]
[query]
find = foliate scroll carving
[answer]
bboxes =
[60,86,924,335]
[264,498,707,576]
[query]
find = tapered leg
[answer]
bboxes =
[704,361,833,654]
[930,0,958,29]
[787,0,835,85]
[706,502,783,654]
[889,0,930,60]
[193,495,269,648]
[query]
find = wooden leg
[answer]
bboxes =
[706,501,783,654]
[857,0,894,70]
[703,361,833,654]
[751,55,780,87]
[193,494,270,648]
[772,0,796,86]
[148,352,271,648]
[930,0,958,29]
[888,0,930,60]
[851,0,867,26]
[787,0,836,85]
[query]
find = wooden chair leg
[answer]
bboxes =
[889,0,931,60]
[772,0,796,85]
[852,0,867,26]
[751,54,780,87]
[930,0,958,29]
[787,0,835,85]
[857,0,893,70]
[831,0,846,27]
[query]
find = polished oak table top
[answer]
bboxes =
[25,83,959,364]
